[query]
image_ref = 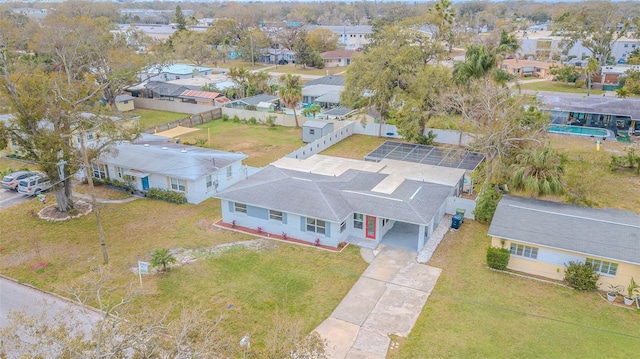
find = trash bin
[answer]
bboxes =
[451,214,464,229]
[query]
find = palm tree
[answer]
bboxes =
[494,29,519,68]
[150,248,176,272]
[509,146,566,197]
[453,44,497,85]
[278,74,303,127]
[585,58,599,97]
[228,67,249,98]
[301,104,321,118]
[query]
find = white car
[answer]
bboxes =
[17,174,51,196]
[1,170,37,191]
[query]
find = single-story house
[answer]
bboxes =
[302,84,342,109]
[303,75,345,88]
[501,59,552,78]
[96,134,248,204]
[321,50,357,67]
[302,120,334,142]
[215,154,468,251]
[488,195,640,290]
[138,64,214,82]
[178,90,231,107]
[114,94,135,112]
[130,81,190,100]
[225,94,280,111]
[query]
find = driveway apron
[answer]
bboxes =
[314,245,441,358]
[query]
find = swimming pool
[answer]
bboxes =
[547,125,613,139]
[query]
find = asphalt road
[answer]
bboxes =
[0,276,101,349]
[0,188,32,210]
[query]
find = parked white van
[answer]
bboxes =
[17,174,51,196]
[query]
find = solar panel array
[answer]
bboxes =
[364,141,485,170]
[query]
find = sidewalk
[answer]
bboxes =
[314,246,441,358]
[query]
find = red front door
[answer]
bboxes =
[365,215,376,239]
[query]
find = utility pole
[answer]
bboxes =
[250,33,255,68]
[79,131,109,264]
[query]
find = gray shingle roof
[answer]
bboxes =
[100,137,247,181]
[488,195,640,265]
[303,120,332,129]
[303,75,346,87]
[539,94,640,120]
[144,81,189,97]
[235,94,279,106]
[215,165,453,224]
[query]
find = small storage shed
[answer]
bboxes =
[302,120,334,143]
[115,95,135,112]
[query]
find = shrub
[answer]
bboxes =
[146,188,187,204]
[564,261,600,291]
[248,117,258,125]
[221,114,230,122]
[574,79,585,89]
[265,115,276,127]
[246,105,257,111]
[486,247,510,270]
[232,115,240,123]
[474,187,501,224]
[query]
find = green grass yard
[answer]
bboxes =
[390,221,640,358]
[0,197,367,351]
[178,120,303,167]
[517,80,605,95]
[127,108,189,132]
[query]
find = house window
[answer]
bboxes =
[86,131,94,140]
[510,243,538,260]
[624,44,629,48]
[92,163,107,179]
[206,174,214,190]
[309,129,315,135]
[353,213,363,229]
[306,218,326,234]
[382,218,389,227]
[226,166,233,179]
[170,177,186,192]
[116,166,124,179]
[269,210,283,222]
[340,220,346,233]
[234,202,247,213]
[587,258,618,276]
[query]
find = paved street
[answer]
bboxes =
[0,189,31,210]
[0,276,101,343]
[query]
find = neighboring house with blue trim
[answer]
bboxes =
[215,154,468,251]
[96,134,247,204]
[488,195,640,291]
[139,64,214,83]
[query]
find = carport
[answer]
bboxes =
[380,221,422,252]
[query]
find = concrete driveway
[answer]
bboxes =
[314,246,441,359]
[0,189,31,210]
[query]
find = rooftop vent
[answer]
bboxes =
[162,147,168,150]
[143,144,150,147]
[181,149,187,153]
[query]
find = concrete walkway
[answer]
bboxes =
[314,246,441,358]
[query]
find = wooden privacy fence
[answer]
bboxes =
[143,108,222,134]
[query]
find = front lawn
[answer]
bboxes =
[390,221,640,358]
[0,197,367,351]
[178,120,303,167]
[517,80,605,95]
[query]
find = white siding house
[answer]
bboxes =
[97,134,247,204]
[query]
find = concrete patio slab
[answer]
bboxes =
[331,277,387,326]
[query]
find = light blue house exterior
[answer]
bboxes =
[215,155,467,251]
